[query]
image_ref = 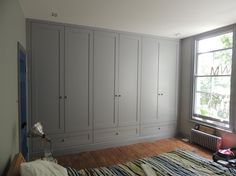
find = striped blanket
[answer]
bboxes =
[67,149,236,176]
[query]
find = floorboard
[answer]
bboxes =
[56,138,212,170]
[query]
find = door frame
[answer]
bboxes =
[17,41,28,160]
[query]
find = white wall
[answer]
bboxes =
[0,0,26,174]
[19,0,236,38]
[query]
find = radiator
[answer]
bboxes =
[191,129,222,151]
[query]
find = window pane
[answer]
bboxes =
[198,32,233,53]
[193,31,233,126]
[194,92,230,122]
[196,77,211,93]
[212,77,231,96]
[196,77,231,95]
[196,49,232,75]
[194,92,211,116]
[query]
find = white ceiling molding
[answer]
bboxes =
[19,0,236,38]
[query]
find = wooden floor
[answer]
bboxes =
[56,138,212,170]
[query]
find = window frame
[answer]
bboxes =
[190,25,236,132]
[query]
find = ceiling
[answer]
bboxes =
[19,0,236,39]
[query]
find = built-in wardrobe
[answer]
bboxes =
[27,20,179,157]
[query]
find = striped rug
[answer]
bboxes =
[67,149,236,176]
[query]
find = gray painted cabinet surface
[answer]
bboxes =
[31,23,65,134]
[65,27,93,132]
[140,38,178,137]
[118,35,140,127]
[28,20,179,157]
[158,40,178,123]
[93,31,118,129]
[140,37,159,124]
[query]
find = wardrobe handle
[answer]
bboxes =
[64,96,67,99]
[59,96,62,99]
[115,94,122,97]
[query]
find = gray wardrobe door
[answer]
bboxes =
[31,23,64,134]
[118,35,140,127]
[93,31,118,129]
[140,37,159,124]
[158,40,178,123]
[65,27,92,132]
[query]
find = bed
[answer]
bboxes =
[8,149,236,176]
[6,153,25,176]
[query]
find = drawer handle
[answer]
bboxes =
[61,139,65,142]
[116,132,119,135]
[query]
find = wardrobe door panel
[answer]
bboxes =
[65,27,92,132]
[93,31,118,129]
[140,37,159,124]
[118,35,140,126]
[158,40,178,123]
[31,23,64,134]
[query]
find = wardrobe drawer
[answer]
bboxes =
[141,123,177,137]
[31,131,92,152]
[52,132,92,149]
[94,128,118,143]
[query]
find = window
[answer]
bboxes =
[192,31,233,129]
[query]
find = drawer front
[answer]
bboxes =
[141,126,157,136]
[94,128,118,143]
[117,126,139,139]
[94,126,139,143]
[31,131,92,152]
[141,123,177,137]
[52,132,92,149]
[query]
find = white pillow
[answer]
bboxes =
[20,159,68,176]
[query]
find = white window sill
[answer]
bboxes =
[190,118,233,133]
